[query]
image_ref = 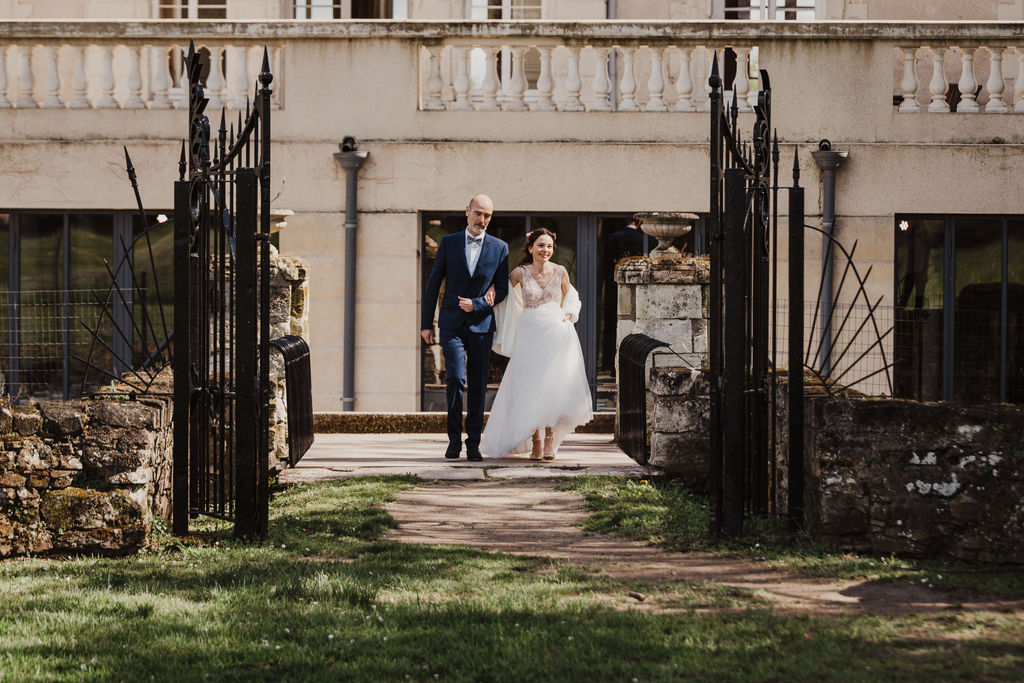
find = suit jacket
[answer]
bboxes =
[422,230,510,334]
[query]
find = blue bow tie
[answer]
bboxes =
[467,235,483,246]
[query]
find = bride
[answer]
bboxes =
[481,228,593,460]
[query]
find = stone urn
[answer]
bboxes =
[635,211,698,257]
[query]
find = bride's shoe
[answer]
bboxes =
[542,430,555,461]
[530,434,543,460]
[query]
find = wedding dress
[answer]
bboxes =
[481,264,594,458]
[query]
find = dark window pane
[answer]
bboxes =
[132,213,175,369]
[0,214,9,398]
[953,218,1003,402]
[894,217,944,400]
[1008,220,1024,403]
[67,215,115,394]
[17,214,65,399]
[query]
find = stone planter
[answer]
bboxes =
[635,211,698,257]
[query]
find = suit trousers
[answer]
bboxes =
[439,326,493,450]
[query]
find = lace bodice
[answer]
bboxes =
[521,264,564,309]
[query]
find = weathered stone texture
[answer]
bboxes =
[805,398,1024,564]
[646,367,711,489]
[0,393,172,559]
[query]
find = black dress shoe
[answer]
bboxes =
[466,449,483,462]
[444,444,461,460]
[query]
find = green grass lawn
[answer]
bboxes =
[0,475,1021,682]
[562,475,1024,600]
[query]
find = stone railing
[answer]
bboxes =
[0,38,283,110]
[895,44,1024,114]
[419,41,760,112]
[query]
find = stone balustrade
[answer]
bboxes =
[895,43,1024,114]
[0,40,283,110]
[419,41,760,113]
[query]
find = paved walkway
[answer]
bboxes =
[279,433,654,485]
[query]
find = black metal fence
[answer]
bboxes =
[616,333,670,464]
[173,41,273,540]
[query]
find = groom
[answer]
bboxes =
[421,194,510,461]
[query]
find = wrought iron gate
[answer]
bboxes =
[706,59,776,538]
[173,42,273,539]
[707,59,894,538]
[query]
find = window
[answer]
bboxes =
[722,0,817,20]
[467,0,542,20]
[292,0,397,18]
[157,0,228,19]
[895,215,1024,403]
[1,210,174,402]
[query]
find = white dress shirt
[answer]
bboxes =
[465,229,484,275]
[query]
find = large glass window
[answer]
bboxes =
[723,0,816,20]
[895,215,1023,403]
[421,211,652,412]
[0,210,172,402]
[292,0,397,18]
[157,0,227,19]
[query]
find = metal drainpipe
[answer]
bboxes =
[810,140,847,378]
[608,0,617,109]
[333,138,369,411]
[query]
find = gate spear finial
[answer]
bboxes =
[792,146,801,187]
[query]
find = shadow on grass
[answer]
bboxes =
[2,477,1023,681]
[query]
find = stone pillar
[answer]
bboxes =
[614,255,710,469]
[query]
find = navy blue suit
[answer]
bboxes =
[421,231,509,452]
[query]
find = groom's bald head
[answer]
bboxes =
[466,194,494,235]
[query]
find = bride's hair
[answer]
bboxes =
[519,228,557,267]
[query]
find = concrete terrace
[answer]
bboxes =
[278,433,652,484]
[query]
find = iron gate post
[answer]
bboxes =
[172,179,191,536]
[722,167,747,538]
[788,179,805,527]
[708,58,723,537]
[235,168,259,540]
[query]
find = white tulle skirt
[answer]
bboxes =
[480,301,593,458]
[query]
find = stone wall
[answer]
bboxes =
[806,398,1024,564]
[268,246,311,473]
[614,256,710,444]
[0,386,173,558]
[0,247,311,559]
[648,367,710,487]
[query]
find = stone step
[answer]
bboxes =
[314,412,614,434]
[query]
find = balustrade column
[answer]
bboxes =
[124,45,145,109]
[672,46,695,112]
[96,45,118,108]
[0,47,9,108]
[1016,47,1024,113]
[270,46,283,109]
[230,45,251,110]
[927,46,949,112]
[479,46,500,111]
[40,45,63,108]
[149,45,171,109]
[700,49,713,112]
[501,46,528,111]
[532,46,556,111]
[898,46,920,113]
[618,46,638,111]
[205,45,225,110]
[170,47,188,108]
[450,47,472,110]
[588,46,612,111]
[66,45,90,108]
[561,46,584,111]
[985,47,1009,113]
[733,47,751,112]
[957,46,979,113]
[643,46,668,111]
[17,45,38,108]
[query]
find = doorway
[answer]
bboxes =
[420,211,676,412]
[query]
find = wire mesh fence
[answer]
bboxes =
[773,299,896,397]
[0,289,160,402]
